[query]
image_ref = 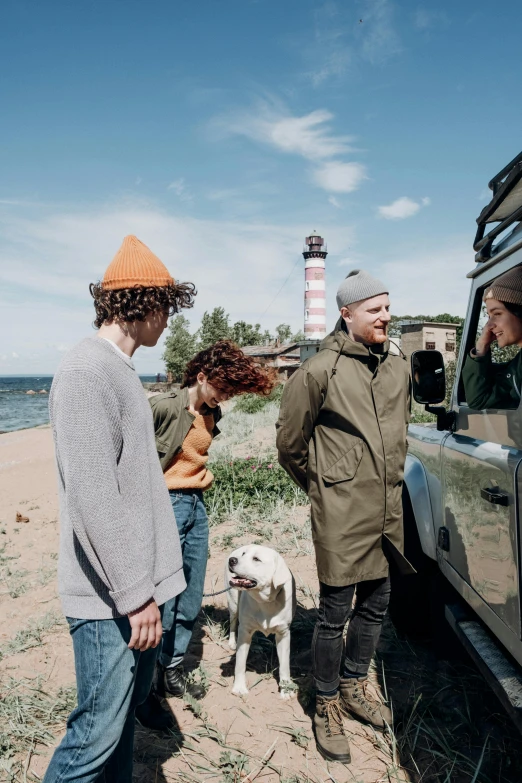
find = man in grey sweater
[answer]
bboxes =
[43,235,196,783]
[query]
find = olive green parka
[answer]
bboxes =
[276,319,413,586]
[462,349,522,410]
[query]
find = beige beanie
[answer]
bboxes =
[336,269,388,309]
[486,267,522,306]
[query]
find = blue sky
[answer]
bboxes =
[1,0,521,373]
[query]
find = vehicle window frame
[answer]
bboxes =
[456,269,522,409]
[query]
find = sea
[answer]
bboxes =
[0,376,158,433]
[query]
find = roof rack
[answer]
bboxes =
[474,151,522,262]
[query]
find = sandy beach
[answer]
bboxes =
[2,415,522,783]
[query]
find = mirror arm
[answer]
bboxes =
[425,405,456,432]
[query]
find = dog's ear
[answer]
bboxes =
[272,552,289,590]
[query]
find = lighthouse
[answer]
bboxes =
[303,232,327,339]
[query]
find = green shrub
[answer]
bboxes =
[206,455,307,521]
[234,383,284,414]
[410,401,436,424]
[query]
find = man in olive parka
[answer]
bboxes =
[276,270,411,764]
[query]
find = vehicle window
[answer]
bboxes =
[457,272,521,409]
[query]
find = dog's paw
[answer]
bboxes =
[228,638,237,651]
[279,680,297,700]
[231,682,249,697]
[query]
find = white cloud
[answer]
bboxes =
[206,188,242,201]
[167,178,185,194]
[360,0,401,65]
[0,200,356,373]
[310,49,352,87]
[308,0,400,84]
[215,102,367,196]
[414,8,449,30]
[378,196,430,220]
[167,178,193,202]
[218,105,355,161]
[12,352,19,359]
[328,196,342,208]
[314,162,367,193]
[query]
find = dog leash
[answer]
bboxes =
[202,586,232,598]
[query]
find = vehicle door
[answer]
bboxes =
[441,257,522,643]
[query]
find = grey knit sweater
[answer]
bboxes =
[49,336,186,619]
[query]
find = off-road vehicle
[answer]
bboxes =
[391,151,522,730]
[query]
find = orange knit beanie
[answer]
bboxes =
[102,235,175,290]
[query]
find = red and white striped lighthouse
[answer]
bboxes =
[303,232,327,339]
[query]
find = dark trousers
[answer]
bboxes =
[312,576,391,693]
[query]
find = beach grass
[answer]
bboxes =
[4,399,522,781]
[0,677,76,781]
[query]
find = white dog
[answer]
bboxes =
[225,544,296,699]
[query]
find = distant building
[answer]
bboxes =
[295,339,322,364]
[400,321,457,364]
[297,335,402,364]
[388,337,402,356]
[241,343,301,379]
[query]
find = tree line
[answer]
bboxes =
[163,307,305,380]
[163,308,474,382]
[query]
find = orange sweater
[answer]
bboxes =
[164,412,214,490]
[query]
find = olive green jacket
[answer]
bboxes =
[462,349,522,410]
[149,388,221,471]
[276,319,412,586]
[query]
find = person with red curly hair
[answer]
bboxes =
[135,340,277,729]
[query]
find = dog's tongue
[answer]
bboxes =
[230,576,255,588]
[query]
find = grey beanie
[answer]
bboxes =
[336,269,388,309]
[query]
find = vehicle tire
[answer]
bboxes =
[388,487,440,638]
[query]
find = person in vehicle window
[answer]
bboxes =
[136,340,276,729]
[463,267,522,410]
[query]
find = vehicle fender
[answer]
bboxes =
[404,453,437,561]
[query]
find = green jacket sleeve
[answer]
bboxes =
[462,350,519,410]
[149,394,173,430]
[275,368,325,493]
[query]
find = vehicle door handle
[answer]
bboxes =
[480,487,510,506]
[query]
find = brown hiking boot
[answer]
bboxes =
[339,677,392,730]
[313,694,351,764]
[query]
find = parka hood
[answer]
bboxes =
[320,316,391,359]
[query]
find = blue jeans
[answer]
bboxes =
[159,489,209,669]
[43,615,158,783]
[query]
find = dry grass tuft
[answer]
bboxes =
[0,611,63,661]
[0,676,76,781]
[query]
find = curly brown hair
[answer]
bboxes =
[182,340,278,397]
[89,282,196,329]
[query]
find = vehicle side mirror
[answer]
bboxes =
[411,350,446,404]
